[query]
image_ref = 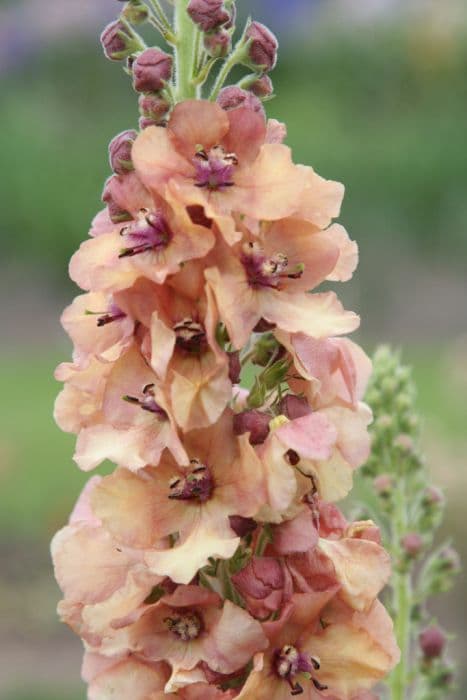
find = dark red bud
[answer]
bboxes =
[204,29,231,58]
[419,626,446,659]
[132,48,173,93]
[108,129,138,175]
[233,409,270,445]
[187,0,230,32]
[229,515,257,538]
[102,176,132,223]
[217,86,264,114]
[100,21,136,61]
[246,21,278,72]
[138,93,171,122]
[228,351,241,384]
[250,74,273,97]
[278,395,312,421]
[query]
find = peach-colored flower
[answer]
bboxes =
[54,357,111,434]
[132,100,307,245]
[74,345,187,472]
[70,191,214,294]
[90,411,265,583]
[236,593,399,699]
[206,224,359,349]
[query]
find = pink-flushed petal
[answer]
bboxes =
[233,144,306,221]
[53,358,110,433]
[169,100,230,156]
[305,601,399,697]
[51,524,140,605]
[203,600,268,674]
[262,291,360,339]
[90,208,116,237]
[133,126,193,194]
[69,476,102,526]
[82,652,123,684]
[325,224,359,282]
[263,218,340,292]
[265,118,287,144]
[256,433,298,520]
[106,171,153,215]
[61,291,134,362]
[205,262,261,350]
[273,509,319,555]
[69,232,127,292]
[319,537,391,612]
[294,165,345,229]
[150,311,177,380]
[145,513,239,584]
[222,106,267,164]
[87,657,169,700]
[274,413,338,461]
[235,656,290,700]
[181,681,237,699]
[320,404,373,469]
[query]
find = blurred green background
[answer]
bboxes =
[1,0,466,698]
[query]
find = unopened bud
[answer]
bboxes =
[102,176,132,223]
[204,29,231,58]
[233,409,270,445]
[108,129,138,174]
[217,86,264,115]
[245,21,278,72]
[402,532,424,558]
[122,0,149,25]
[132,48,173,92]
[394,433,414,453]
[423,486,444,507]
[228,351,241,384]
[229,515,257,538]
[139,93,171,123]
[278,395,312,421]
[374,474,393,497]
[250,74,273,97]
[250,334,280,367]
[188,0,230,32]
[438,547,461,573]
[139,116,158,130]
[100,20,139,61]
[419,626,446,659]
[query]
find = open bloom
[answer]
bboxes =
[74,345,187,472]
[132,100,307,245]
[90,411,265,583]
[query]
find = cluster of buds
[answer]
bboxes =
[51,2,400,698]
[361,347,460,698]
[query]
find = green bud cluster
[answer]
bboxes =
[360,346,460,700]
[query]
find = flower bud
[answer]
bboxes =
[438,547,461,573]
[139,116,158,130]
[229,515,257,538]
[138,93,171,123]
[132,48,173,92]
[102,176,132,223]
[278,395,312,421]
[402,532,423,558]
[423,486,444,507]
[217,86,264,115]
[100,20,139,61]
[108,129,138,174]
[204,29,231,58]
[227,351,241,384]
[374,474,393,497]
[250,74,273,98]
[187,0,230,32]
[232,557,291,618]
[122,0,149,25]
[419,626,446,659]
[233,409,270,445]
[245,21,278,72]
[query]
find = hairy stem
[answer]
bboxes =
[174,0,197,100]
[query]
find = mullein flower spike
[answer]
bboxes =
[52,2,401,698]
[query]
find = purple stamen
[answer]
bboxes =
[174,318,207,354]
[273,645,326,696]
[119,209,173,258]
[193,146,237,191]
[241,242,303,290]
[168,460,214,503]
[123,384,168,418]
[96,302,127,327]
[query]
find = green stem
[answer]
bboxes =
[389,475,413,700]
[209,37,250,100]
[174,0,197,100]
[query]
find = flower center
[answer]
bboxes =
[273,645,325,696]
[241,242,304,290]
[168,460,214,503]
[119,208,173,257]
[174,317,207,354]
[193,146,238,191]
[165,610,203,641]
[123,383,168,417]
